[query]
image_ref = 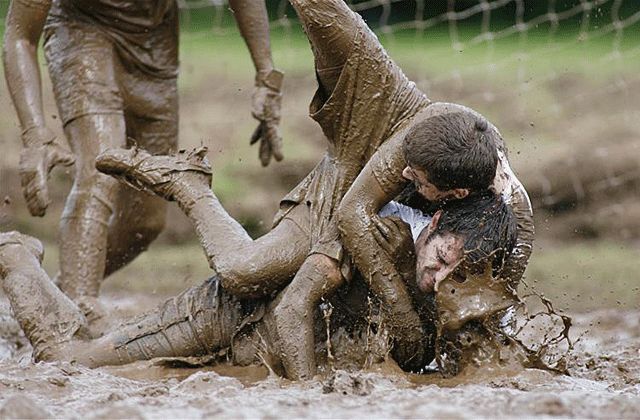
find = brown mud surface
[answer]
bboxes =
[1,293,638,419]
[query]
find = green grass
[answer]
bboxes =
[523,241,640,313]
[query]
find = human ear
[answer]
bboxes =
[428,210,442,235]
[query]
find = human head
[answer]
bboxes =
[402,111,499,202]
[414,191,517,292]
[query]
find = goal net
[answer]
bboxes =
[177,0,640,241]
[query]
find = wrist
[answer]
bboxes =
[21,125,55,147]
[255,69,284,91]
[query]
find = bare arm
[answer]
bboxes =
[3,0,75,217]
[338,134,429,371]
[228,0,284,166]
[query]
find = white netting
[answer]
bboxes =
[174,0,640,241]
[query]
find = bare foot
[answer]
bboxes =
[96,147,212,202]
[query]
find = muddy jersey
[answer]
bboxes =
[45,0,179,78]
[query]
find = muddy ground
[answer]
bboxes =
[0,292,639,419]
[0,26,638,419]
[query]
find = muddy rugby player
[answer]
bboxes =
[0,190,517,375]
[2,0,284,324]
[94,0,533,378]
[1,0,533,378]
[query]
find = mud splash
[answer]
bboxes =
[1,293,638,418]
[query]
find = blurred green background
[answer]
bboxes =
[0,0,638,313]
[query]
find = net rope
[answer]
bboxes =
[174,0,639,220]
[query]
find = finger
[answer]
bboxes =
[54,146,76,167]
[371,227,393,255]
[388,216,410,237]
[267,124,284,162]
[374,217,394,241]
[47,146,75,174]
[250,123,263,146]
[21,171,48,217]
[259,137,271,167]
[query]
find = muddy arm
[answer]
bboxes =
[3,0,75,217]
[228,0,284,166]
[3,0,51,135]
[338,136,428,370]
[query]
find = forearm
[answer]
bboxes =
[2,1,50,141]
[228,0,274,75]
[338,200,422,339]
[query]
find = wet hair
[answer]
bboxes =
[402,112,498,192]
[434,190,517,275]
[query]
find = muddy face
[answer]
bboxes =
[414,230,464,293]
[401,166,470,202]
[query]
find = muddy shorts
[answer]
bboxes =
[43,20,178,152]
[273,22,429,279]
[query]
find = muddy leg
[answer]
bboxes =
[74,277,247,367]
[265,254,342,380]
[0,232,89,362]
[97,149,311,298]
[58,114,125,320]
[104,103,178,277]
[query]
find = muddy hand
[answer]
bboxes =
[251,69,284,167]
[19,126,75,217]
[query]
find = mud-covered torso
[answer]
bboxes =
[57,0,174,31]
[45,0,179,78]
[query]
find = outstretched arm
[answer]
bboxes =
[229,0,284,166]
[3,0,74,217]
[338,134,430,371]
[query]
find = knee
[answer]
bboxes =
[63,173,120,221]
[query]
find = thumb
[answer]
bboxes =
[47,144,76,173]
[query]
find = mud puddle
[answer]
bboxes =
[1,294,639,418]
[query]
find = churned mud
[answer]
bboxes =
[0,293,638,419]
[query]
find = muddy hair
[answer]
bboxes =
[402,112,498,192]
[435,190,517,275]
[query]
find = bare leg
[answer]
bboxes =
[58,114,125,320]
[265,254,342,380]
[96,149,311,298]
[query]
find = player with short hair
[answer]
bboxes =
[94,0,533,379]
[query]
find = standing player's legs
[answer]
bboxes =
[45,26,126,320]
[104,72,179,276]
[58,115,125,313]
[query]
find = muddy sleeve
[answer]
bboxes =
[492,149,535,288]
